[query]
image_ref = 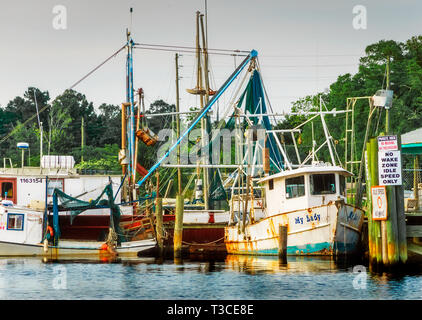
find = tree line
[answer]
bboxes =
[1,35,421,174]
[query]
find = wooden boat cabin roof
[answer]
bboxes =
[258,165,352,184]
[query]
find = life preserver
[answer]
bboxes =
[47,226,54,237]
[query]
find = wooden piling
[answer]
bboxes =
[369,137,382,266]
[278,225,288,262]
[367,134,407,269]
[396,135,408,264]
[386,184,399,265]
[155,197,164,256]
[396,183,408,264]
[365,143,375,263]
[174,194,184,258]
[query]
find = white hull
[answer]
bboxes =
[0,239,156,257]
[225,201,364,256]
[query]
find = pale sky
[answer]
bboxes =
[0,0,421,119]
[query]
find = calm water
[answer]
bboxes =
[1,255,422,300]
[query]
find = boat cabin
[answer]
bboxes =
[0,167,126,214]
[0,204,43,246]
[259,165,352,217]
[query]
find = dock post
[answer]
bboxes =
[174,194,184,258]
[367,135,407,270]
[396,135,408,264]
[278,225,288,262]
[155,197,164,257]
[369,137,382,268]
[396,183,408,264]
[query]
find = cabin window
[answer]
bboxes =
[269,179,274,190]
[1,182,13,199]
[310,174,336,195]
[47,179,64,197]
[285,176,305,199]
[339,175,346,196]
[7,213,24,231]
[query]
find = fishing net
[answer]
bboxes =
[52,183,124,244]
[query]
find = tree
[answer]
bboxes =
[46,99,72,155]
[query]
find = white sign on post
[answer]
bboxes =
[371,186,388,220]
[377,135,398,151]
[378,150,402,186]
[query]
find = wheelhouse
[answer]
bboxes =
[259,165,352,217]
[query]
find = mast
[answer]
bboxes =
[200,13,211,209]
[194,11,209,209]
[175,53,182,195]
[136,50,258,188]
[126,8,136,200]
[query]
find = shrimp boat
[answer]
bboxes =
[222,69,364,256]
[224,164,364,256]
[0,181,156,258]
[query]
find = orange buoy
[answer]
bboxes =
[136,128,158,146]
[47,226,54,238]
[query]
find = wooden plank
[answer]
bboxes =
[406,225,422,237]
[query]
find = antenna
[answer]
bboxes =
[33,89,41,129]
[130,7,133,35]
[33,89,43,165]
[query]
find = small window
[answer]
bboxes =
[285,176,305,199]
[1,182,13,199]
[47,179,64,197]
[339,175,346,196]
[7,214,24,231]
[268,179,274,190]
[310,174,336,195]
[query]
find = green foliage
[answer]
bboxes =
[280,35,422,170]
[2,35,421,178]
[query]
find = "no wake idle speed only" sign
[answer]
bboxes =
[377,135,402,186]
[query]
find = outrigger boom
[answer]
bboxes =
[136,49,258,188]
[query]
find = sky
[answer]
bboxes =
[0,0,421,119]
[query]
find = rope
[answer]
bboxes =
[181,237,225,245]
[106,227,118,247]
[68,44,126,90]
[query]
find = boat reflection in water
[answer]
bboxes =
[224,254,355,275]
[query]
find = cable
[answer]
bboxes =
[68,44,126,90]
[134,42,249,54]
[133,46,247,57]
[0,44,127,145]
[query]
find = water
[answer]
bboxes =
[1,255,422,300]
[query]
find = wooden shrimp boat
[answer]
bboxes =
[225,165,364,256]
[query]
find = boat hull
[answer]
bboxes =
[0,239,156,257]
[225,201,364,256]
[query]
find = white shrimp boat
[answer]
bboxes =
[225,164,364,256]
[222,68,365,256]
[0,202,156,257]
